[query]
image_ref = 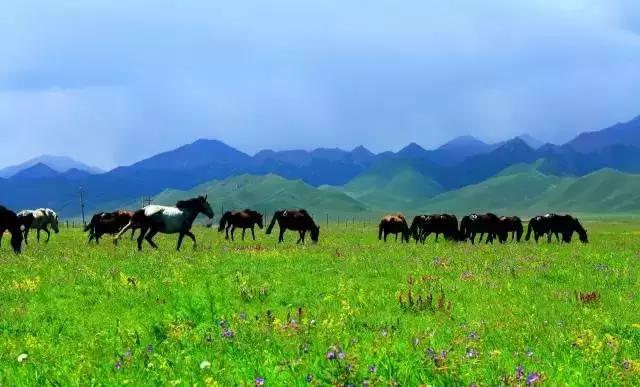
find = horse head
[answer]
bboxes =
[199,196,214,219]
[256,213,264,229]
[49,210,60,233]
[310,225,320,244]
[574,218,588,243]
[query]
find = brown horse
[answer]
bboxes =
[496,216,523,243]
[265,209,320,244]
[409,214,460,243]
[460,213,500,244]
[0,205,23,254]
[378,214,410,242]
[85,210,138,244]
[218,209,264,241]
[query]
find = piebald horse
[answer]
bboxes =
[17,208,59,244]
[115,195,214,251]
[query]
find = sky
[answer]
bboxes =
[1,0,639,169]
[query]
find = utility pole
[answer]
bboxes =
[79,187,86,226]
[142,196,153,207]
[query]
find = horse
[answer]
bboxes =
[527,214,587,243]
[459,213,500,244]
[265,209,320,244]
[218,209,263,241]
[378,214,410,242]
[17,208,59,244]
[409,214,459,243]
[525,214,560,243]
[115,195,214,251]
[85,210,137,244]
[496,216,523,243]
[0,205,23,254]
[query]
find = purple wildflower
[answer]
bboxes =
[466,348,478,359]
[219,319,228,329]
[338,351,346,360]
[326,351,337,360]
[221,328,235,338]
[426,348,435,359]
[623,361,631,370]
[114,360,122,370]
[526,372,540,385]
[255,377,265,386]
[146,344,153,353]
[516,365,524,380]
[369,364,377,373]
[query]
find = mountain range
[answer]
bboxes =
[1,115,640,218]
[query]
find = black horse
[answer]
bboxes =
[115,196,214,251]
[218,209,264,241]
[0,205,23,254]
[496,216,524,243]
[266,209,320,244]
[460,213,501,244]
[409,214,459,243]
[526,214,588,243]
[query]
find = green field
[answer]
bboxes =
[1,221,639,385]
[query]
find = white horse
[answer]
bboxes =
[115,195,214,251]
[17,208,60,244]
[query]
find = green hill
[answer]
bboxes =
[420,164,640,215]
[328,159,444,210]
[128,174,369,218]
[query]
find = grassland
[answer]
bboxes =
[0,221,639,385]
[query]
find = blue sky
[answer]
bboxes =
[1,0,639,169]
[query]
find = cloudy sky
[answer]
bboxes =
[1,0,639,169]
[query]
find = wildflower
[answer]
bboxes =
[381,329,388,337]
[526,350,534,357]
[412,337,420,347]
[526,372,540,385]
[255,377,265,386]
[468,332,478,340]
[146,344,153,353]
[115,360,122,370]
[17,353,28,363]
[200,360,211,369]
[219,320,228,329]
[469,383,477,387]
[326,351,337,360]
[516,365,524,380]
[466,348,478,359]
[345,363,353,372]
[338,351,346,360]
[623,361,631,370]
[369,364,377,373]
[306,374,313,383]
[426,348,435,358]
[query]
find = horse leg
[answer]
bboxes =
[137,227,148,251]
[384,231,388,242]
[278,228,285,243]
[251,226,256,241]
[225,224,230,240]
[555,232,560,242]
[185,231,197,249]
[470,233,475,245]
[130,228,135,240]
[44,226,51,243]
[145,229,159,249]
[37,228,41,243]
[23,228,29,245]
[435,233,439,242]
[231,225,236,241]
[296,231,303,244]
[0,229,3,247]
[242,228,246,241]
[176,232,185,251]
[395,233,398,241]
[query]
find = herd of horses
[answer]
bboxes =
[379,213,588,244]
[0,195,588,255]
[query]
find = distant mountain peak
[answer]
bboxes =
[351,145,373,154]
[439,135,488,149]
[397,142,427,157]
[516,133,544,149]
[10,162,59,180]
[0,155,103,178]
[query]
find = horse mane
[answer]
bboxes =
[176,197,201,209]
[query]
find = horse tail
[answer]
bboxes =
[378,221,384,240]
[525,218,534,241]
[114,220,134,241]
[265,211,281,234]
[84,214,98,232]
[409,217,420,241]
[218,211,230,232]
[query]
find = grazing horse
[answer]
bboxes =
[525,214,560,243]
[218,209,263,241]
[378,214,410,243]
[115,196,214,251]
[85,210,137,244]
[459,213,500,244]
[409,214,459,243]
[17,208,59,244]
[496,216,524,243]
[266,209,320,244]
[0,205,23,254]
[527,214,588,243]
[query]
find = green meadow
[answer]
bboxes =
[0,221,639,385]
